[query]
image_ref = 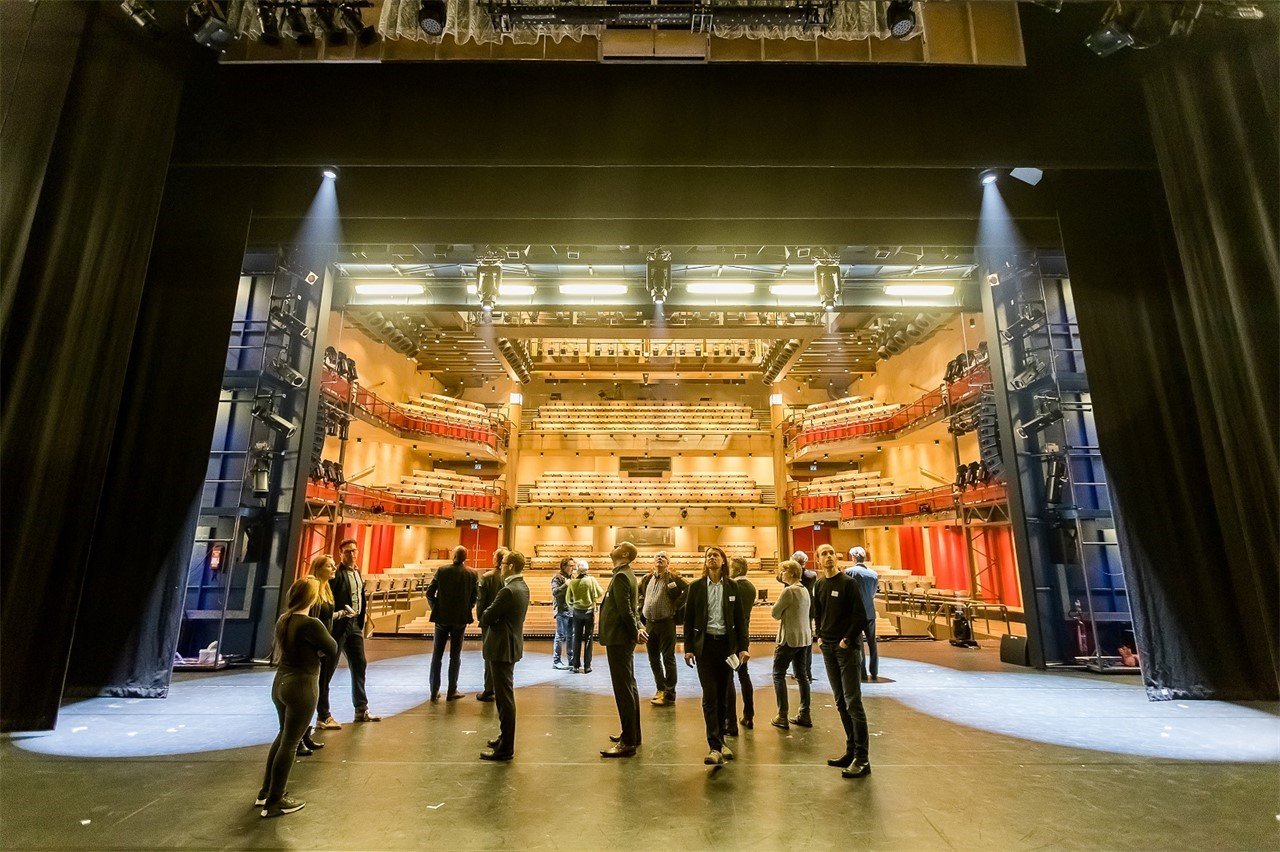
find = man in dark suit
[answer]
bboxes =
[478,550,530,762]
[599,541,644,757]
[683,546,749,766]
[426,545,478,701]
[812,543,871,778]
[474,547,508,702]
[319,538,379,726]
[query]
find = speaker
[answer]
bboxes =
[1000,633,1030,666]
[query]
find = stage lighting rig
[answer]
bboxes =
[886,0,916,39]
[814,258,840,312]
[477,255,502,315]
[271,356,307,389]
[121,1,163,36]
[256,1,282,44]
[1044,450,1068,505]
[1008,353,1047,391]
[1000,302,1047,342]
[647,248,672,307]
[281,2,315,44]
[337,0,379,43]
[1017,395,1064,439]
[483,1,835,33]
[186,0,236,51]
[252,400,299,438]
[248,442,274,499]
[419,0,448,35]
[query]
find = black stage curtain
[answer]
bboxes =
[0,5,195,731]
[1058,30,1278,701]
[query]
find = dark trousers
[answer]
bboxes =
[820,642,869,761]
[862,619,879,679]
[260,672,318,803]
[645,618,678,696]
[772,644,811,718]
[429,624,465,696]
[490,659,516,755]
[317,622,368,717]
[570,609,595,670]
[478,628,494,695]
[553,610,572,664]
[316,650,337,720]
[695,634,734,752]
[605,643,641,747]
[804,643,815,681]
[725,657,754,727]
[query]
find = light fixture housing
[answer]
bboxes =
[886,0,917,39]
[814,259,840,311]
[646,248,672,306]
[337,0,378,44]
[417,0,448,35]
[980,168,1000,185]
[121,1,164,36]
[477,256,502,312]
[281,2,315,45]
[252,402,299,438]
[884,283,956,297]
[322,165,339,180]
[256,1,282,44]
[186,0,236,51]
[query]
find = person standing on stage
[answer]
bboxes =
[724,556,757,732]
[845,546,880,683]
[566,560,604,673]
[769,559,813,730]
[812,543,871,778]
[426,545,478,701]
[257,577,336,818]
[792,549,819,683]
[478,550,530,761]
[683,545,749,766]
[316,539,379,727]
[639,551,688,706]
[551,557,574,670]
[299,555,335,755]
[474,547,508,702]
[599,542,644,757]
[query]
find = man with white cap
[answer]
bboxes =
[845,547,880,682]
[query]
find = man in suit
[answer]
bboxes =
[317,538,379,727]
[426,545,478,701]
[478,550,530,762]
[638,551,688,706]
[474,547,508,702]
[844,546,880,683]
[812,543,871,778]
[683,546,750,766]
[599,541,644,757]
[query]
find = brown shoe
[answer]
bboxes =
[353,710,381,723]
[650,695,671,706]
[315,716,342,730]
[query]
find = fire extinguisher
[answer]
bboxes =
[209,543,225,572]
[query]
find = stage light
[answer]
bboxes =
[769,283,818,297]
[354,282,424,296]
[980,169,1000,185]
[884,283,956,297]
[647,249,671,306]
[1044,452,1068,505]
[282,2,315,45]
[680,508,688,519]
[1009,353,1047,391]
[337,0,378,43]
[587,510,595,521]
[186,0,236,51]
[477,256,502,313]
[322,165,339,180]
[729,509,737,519]
[545,510,554,521]
[814,259,840,311]
[248,443,273,499]
[559,283,628,296]
[685,282,755,295]
[1086,3,1139,57]
[269,301,312,339]
[1001,303,1047,342]
[271,357,307,389]
[256,1,282,44]
[313,0,343,42]
[1010,167,1044,186]
[252,401,298,438]
[1017,397,1064,439]
[417,0,447,35]
[887,0,917,39]
[121,1,163,36]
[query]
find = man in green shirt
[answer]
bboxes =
[565,561,603,673]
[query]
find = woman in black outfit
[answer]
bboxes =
[299,555,336,755]
[257,576,337,818]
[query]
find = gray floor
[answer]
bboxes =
[3,639,1278,850]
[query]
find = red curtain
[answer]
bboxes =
[928,526,971,595]
[985,526,1022,607]
[897,527,926,574]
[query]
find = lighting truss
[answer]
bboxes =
[481,1,836,33]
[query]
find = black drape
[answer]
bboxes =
[1059,29,1278,701]
[0,5,195,731]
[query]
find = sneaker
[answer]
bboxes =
[353,710,381,722]
[651,692,665,703]
[770,715,789,730]
[791,714,813,728]
[254,794,268,808]
[315,716,342,730]
[721,745,734,761]
[260,797,305,818]
[704,750,724,765]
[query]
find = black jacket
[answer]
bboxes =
[637,571,689,625]
[480,576,530,663]
[812,572,870,647]
[476,570,503,628]
[330,566,368,630]
[683,576,749,657]
[427,562,479,626]
[733,576,757,633]
[598,565,639,646]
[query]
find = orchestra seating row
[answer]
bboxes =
[527,472,764,504]
[391,469,504,513]
[530,400,761,433]
[789,470,903,513]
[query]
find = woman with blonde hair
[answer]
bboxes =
[769,559,813,730]
[256,576,337,818]
[300,555,337,753]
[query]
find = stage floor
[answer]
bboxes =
[3,640,1277,850]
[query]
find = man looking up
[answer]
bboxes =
[683,546,749,767]
[639,551,687,706]
[599,541,643,758]
[812,543,871,778]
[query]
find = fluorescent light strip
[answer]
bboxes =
[884,284,956,297]
[769,283,819,296]
[559,283,629,296]
[353,283,425,296]
[685,282,756,295]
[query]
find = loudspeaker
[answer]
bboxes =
[1000,634,1030,666]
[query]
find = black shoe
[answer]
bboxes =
[446,691,463,701]
[583,668,593,674]
[740,717,753,730]
[791,714,813,728]
[842,761,871,779]
[608,733,622,743]
[600,744,636,758]
[725,728,739,738]
[430,692,440,702]
[295,742,313,757]
[302,729,324,750]
[827,753,855,768]
[487,737,503,749]
[260,797,305,818]
[480,749,513,762]
[476,692,496,702]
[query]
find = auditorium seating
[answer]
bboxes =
[321,368,505,450]
[529,400,762,433]
[391,469,505,513]
[788,470,902,513]
[527,472,764,504]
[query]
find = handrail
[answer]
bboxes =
[306,480,455,519]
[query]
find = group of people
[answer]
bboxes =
[256,538,880,818]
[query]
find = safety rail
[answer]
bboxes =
[786,363,991,449]
[882,589,1011,638]
[320,368,507,450]
[833,480,1007,520]
[306,480,455,519]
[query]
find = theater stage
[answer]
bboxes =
[3,641,1277,850]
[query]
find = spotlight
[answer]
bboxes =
[270,303,312,339]
[680,508,688,519]
[1008,354,1046,391]
[587,510,595,521]
[886,0,917,39]
[252,401,298,438]
[271,357,307,389]
[313,0,344,42]
[322,165,339,180]
[477,256,501,314]
[186,0,236,51]
[980,169,1000,186]
[646,248,672,307]
[729,508,737,519]
[814,259,840,311]
[1044,452,1068,505]
[1085,2,1150,57]
[545,510,554,521]
[282,2,315,45]
[121,0,163,36]
[1017,396,1064,439]
[1001,303,1047,342]
[256,1,282,44]
[417,0,447,36]
[248,442,273,499]
[337,0,378,44]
